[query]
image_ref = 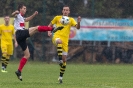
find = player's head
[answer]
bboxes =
[62,5,70,16]
[18,3,26,15]
[4,15,10,25]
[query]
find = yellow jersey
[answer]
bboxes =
[0,24,15,44]
[51,15,77,39]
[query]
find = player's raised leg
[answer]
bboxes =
[28,26,64,36]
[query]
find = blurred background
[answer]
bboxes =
[1,0,133,64]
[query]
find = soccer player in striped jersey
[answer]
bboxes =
[48,5,81,83]
[0,15,16,73]
[12,3,63,81]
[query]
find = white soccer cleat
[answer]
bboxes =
[58,77,63,84]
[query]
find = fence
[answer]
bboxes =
[12,39,133,64]
[14,18,133,64]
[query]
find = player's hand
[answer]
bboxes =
[48,31,52,37]
[77,16,81,23]
[15,42,18,48]
[34,11,38,15]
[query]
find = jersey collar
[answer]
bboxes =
[20,13,24,16]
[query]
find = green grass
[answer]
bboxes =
[1,61,133,88]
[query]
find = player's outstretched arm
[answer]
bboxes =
[12,10,19,17]
[25,11,38,22]
[76,16,81,29]
[14,35,18,47]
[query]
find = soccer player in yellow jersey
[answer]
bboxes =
[0,15,16,72]
[48,5,81,83]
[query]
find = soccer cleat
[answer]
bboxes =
[15,70,22,81]
[1,69,8,73]
[1,67,8,73]
[52,26,64,33]
[58,77,63,84]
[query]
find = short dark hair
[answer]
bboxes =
[3,14,9,17]
[63,5,69,8]
[18,3,25,11]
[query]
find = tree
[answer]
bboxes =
[120,0,133,18]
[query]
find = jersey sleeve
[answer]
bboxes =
[51,16,58,25]
[0,25,2,34]
[16,14,19,18]
[71,18,77,27]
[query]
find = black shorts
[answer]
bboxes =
[16,30,30,51]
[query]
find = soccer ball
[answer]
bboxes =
[60,16,69,25]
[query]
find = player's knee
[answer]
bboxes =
[57,39,62,44]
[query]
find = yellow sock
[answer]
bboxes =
[60,62,66,77]
[4,55,10,67]
[1,53,7,67]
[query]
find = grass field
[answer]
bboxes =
[0,61,133,88]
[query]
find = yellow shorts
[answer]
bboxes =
[1,41,13,55]
[52,34,68,54]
